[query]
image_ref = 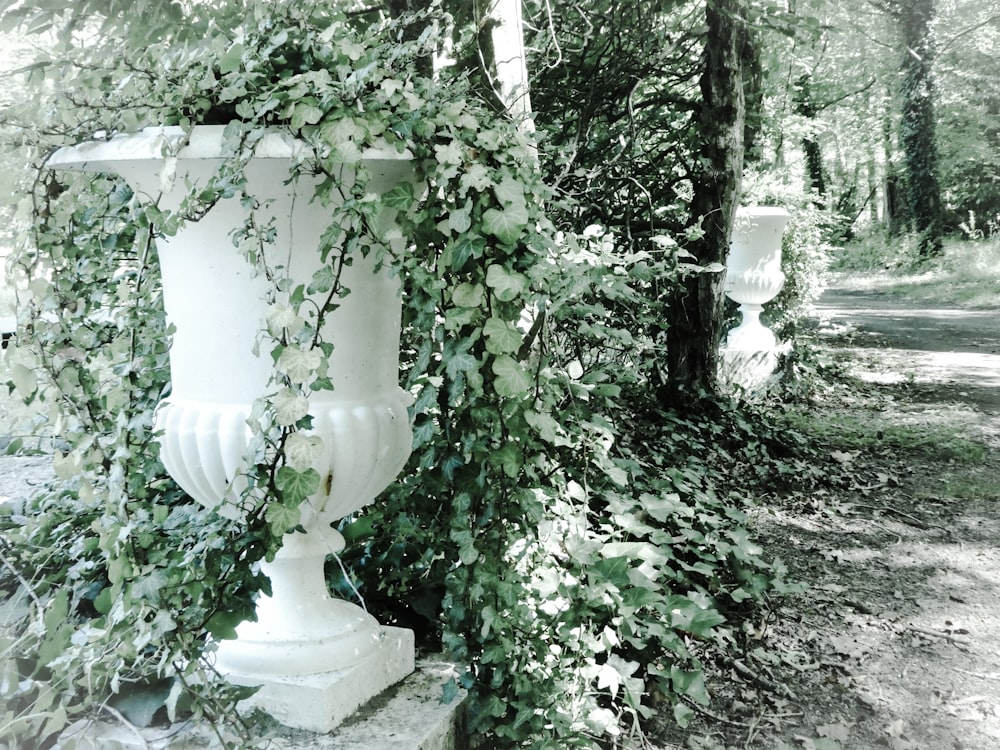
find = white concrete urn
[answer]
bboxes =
[724,206,791,351]
[48,125,416,733]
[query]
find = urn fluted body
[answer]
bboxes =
[48,125,416,732]
[724,206,791,351]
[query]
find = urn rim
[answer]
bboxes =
[46,124,412,171]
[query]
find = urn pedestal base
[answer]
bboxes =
[224,626,416,734]
[719,342,791,397]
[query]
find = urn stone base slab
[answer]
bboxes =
[719,343,791,397]
[227,626,416,734]
[55,657,465,750]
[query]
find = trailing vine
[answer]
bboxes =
[1,2,797,748]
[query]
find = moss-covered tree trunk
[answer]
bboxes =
[897,0,944,257]
[665,0,757,394]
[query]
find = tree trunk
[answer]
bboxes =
[897,0,944,257]
[795,74,827,200]
[665,0,755,394]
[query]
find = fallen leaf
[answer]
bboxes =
[817,721,852,742]
[884,718,906,738]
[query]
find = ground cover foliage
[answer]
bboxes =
[647,267,1000,749]
[0,2,827,748]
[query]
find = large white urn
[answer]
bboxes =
[48,125,416,732]
[724,206,790,351]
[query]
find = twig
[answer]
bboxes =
[955,668,1000,681]
[99,704,150,750]
[0,541,44,624]
[681,698,753,728]
[850,503,949,532]
[726,656,796,701]
[905,625,971,650]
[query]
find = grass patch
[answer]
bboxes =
[830,233,1000,308]
[917,467,1000,502]
[781,408,988,466]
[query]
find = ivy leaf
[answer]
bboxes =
[494,175,526,207]
[448,201,472,234]
[265,500,302,536]
[275,466,321,506]
[488,442,522,478]
[278,346,322,383]
[284,432,323,471]
[673,702,695,729]
[219,42,244,74]
[382,181,415,211]
[667,595,726,636]
[290,103,323,130]
[482,204,528,245]
[206,610,245,641]
[492,355,530,397]
[9,363,38,398]
[483,317,522,355]
[452,282,484,308]
[307,265,336,294]
[670,666,709,706]
[109,679,174,728]
[273,387,309,426]
[445,351,478,380]
[441,234,484,270]
[485,264,527,302]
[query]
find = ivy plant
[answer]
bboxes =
[1,2,796,748]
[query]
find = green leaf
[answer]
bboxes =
[441,235,484,270]
[485,264,527,302]
[670,666,709,705]
[452,282,484,308]
[673,702,695,729]
[307,265,336,294]
[448,201,472,234]
[219,42,244,74]
[290,103,324,130]
[489,442,522,478]
[494,176,526,207]
[265,501,302,536]
[206,610,245,641]
[667,596,726,636]
[445,351,478,380]
[491,355,530,397]
[110,679,173,728]
[275,466,321,506]
[482,204,528,244]
[382,181,415,211]
[442,677,460,704]
[483,317,522,355]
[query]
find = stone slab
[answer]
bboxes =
[54,658,467,750]
[226,626,416,734]
[718,343,791,397]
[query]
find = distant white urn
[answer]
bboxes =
[724,207,790,351]
[48,125,415,733]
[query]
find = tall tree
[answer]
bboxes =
[894,0,944,256]
[665,0,759,393]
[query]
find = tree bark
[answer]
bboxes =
[897,0,944,257]
[665,0,755,394]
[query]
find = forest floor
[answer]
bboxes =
[655,278,1000,750]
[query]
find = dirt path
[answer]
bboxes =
[815,288,1000,415]
[671,288,1000,750]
